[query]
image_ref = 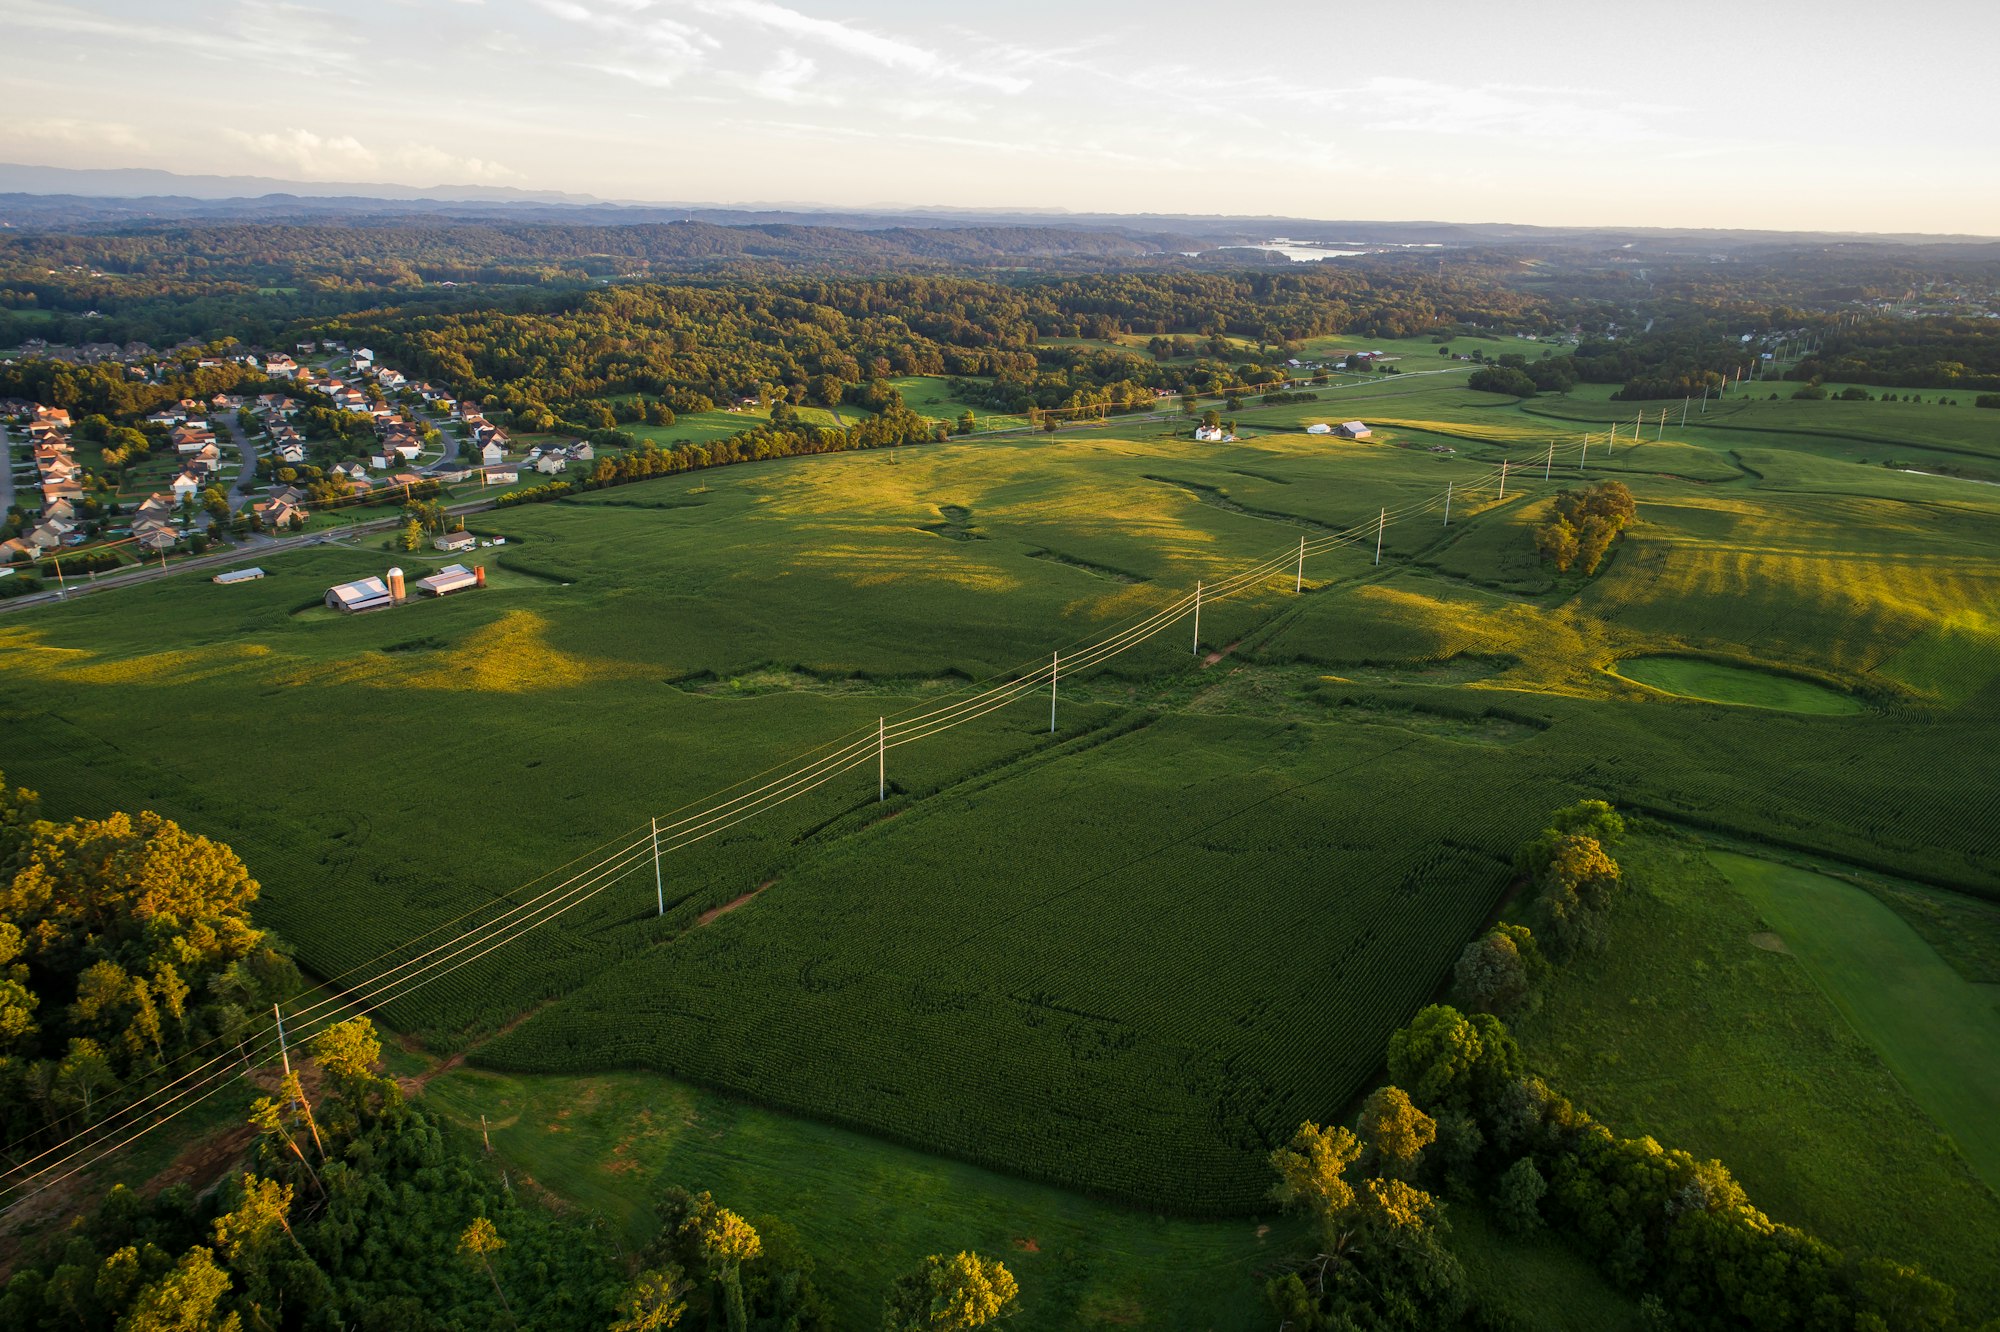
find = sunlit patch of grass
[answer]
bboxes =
[398,611,625,692]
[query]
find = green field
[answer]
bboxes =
[1610,655,1866,714]
[1507,834,2000,1313]
[1708,851,2000,1193]
[417,1062,1302,1329]
[6,381,2000,1313]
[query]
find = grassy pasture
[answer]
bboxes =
[1708,852,2000,1194]
[1508,834,2000,1315]
[4,386,2000,1299]
[886,374,1029,430]
[1611,655,1865,714]
[418,1063,1301,1330]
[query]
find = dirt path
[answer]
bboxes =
[1202,640,1243,667]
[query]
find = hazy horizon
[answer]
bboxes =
[2,0,1994,234]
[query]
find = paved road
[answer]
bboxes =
[0,420,15,517]
[420,411,460,474]
[1,366,1476,614]
[222,413,260,507]
[0,492,506,614]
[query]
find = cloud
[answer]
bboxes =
[222,128,516,183]
[695,0,1029,93]
[1,117,149,154]
[731,49,835,105]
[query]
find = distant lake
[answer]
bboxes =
[1212,240,1448,262]
[1215,242,1367,262]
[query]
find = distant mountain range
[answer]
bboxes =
[1,163,1995,248]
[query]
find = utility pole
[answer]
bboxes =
[1657,409,1665,441]
[273,1004,291,1079]
[1544,440,1554,480]
[1498,459,1508,501]
[651,815,663,917]
[877,717,885,801]
[481,1114,492,1153]
[1373,507,1385,565]
[1580,434,1589,469]
[1192,581,1202,655]
[1443,480,1452,527]
[1635,410,1643,441]
[1295,534,1304,593]
[1049,652,1058,733]
[1701,386,1709,414]
[1681,396,1689,428]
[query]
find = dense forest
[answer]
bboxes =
[5,217,1997,402]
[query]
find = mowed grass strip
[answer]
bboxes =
[1708,851,2000,1195]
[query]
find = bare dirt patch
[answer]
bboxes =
[1011,1236,1041,1253]
[1750,931,1790,953]
[698,879,775,927]
[1202,640,1243,667]
[142,1121,257,1199]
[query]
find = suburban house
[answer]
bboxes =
[570,442,595,461]
[433,529,477,554]
[1335,421,1372,439]
[483,468,518,484]
[333,461,368,482]
[534,454,567,475]
[275,441,307,464]
[254,497,306,529]
[170,470,203,500]
[265,353,298,378]
[135,526,179,554]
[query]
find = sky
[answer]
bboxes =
[2,0,1995,234]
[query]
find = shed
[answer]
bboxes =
[1335,421,1372,439]
[1305,423,1333,435]
[326,576,395,613]
[213,567,265,585]
[415,564,479,597]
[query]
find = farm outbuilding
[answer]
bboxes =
[415,564,481,597]
[1305,423,1333,435]
[434,529,477,553]
[326,575,395,613]
[1335,421,1372,439]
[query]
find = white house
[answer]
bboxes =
[1194,425,1224,442]
[434,529,477,553]
[170,470,203,500]
[479,440,507,466]
[534,454,567,475]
